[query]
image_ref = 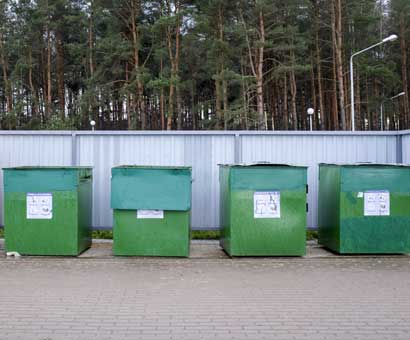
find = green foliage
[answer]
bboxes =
[43,115,76,130]
[0,113,18,130]
[92,230,113,239]
[306,230,318,241]
[192,230,220,240]
[0,0,408,131]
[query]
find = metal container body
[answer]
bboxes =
[111,166,192,257]
[3,167,92,256]
[220,165,307,256]
[318,164,410,254]
[113,210,190,257]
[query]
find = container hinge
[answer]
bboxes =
[306,185,308,194]
[306,203,309,212]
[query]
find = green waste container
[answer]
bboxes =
[318,163,410,254]
[111,166,192,257]
[3,166,93,256]
[219,163,307,256]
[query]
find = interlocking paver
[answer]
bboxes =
[0,239,410,340]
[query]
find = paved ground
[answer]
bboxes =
[1,239,410,340]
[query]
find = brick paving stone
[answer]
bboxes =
[0,239,410,340]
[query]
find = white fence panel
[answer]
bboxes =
[0,133,72,226]
[0,130,407,229]
[240,134,397,229]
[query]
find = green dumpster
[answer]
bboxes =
[111,166,192,257]
[318,163,410,254]
[219,163,307,256]
[3,167,93,256]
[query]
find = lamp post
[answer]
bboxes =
[307,108,314,131]
[90,120,96,131]
[380,92,405,131]
[350,34,398,131]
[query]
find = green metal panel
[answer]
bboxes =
[111,166,192,257]
[219,164,307,256]
[3,167,91,192]
[318,164,410,254]
[219,166,232,254]
[318,165,341,251]
[3,167,92,256]
[113,210,190,257]
[111,166,192,211]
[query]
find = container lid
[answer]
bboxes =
[3,166,93,170]
[319,163,410,167]
[111,166,192,211]
[219,162,307,168]
[113,165,191,170]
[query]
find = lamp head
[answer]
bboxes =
[307,108,314,116]
[382,34,398,43]
[90,120,96,127]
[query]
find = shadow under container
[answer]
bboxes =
[219,163,308,256]
[3,167,93,256]
[111,166,192,257]
[318,163,410,254]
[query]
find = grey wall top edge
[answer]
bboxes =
[0,129,409,136]
[397,129,410,135]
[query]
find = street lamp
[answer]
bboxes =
[380,92,405,131]
[90,120,96,131]
[350,34,398,131]
[307,108,314,131]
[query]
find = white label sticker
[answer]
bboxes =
[254,191,280,219]
[137,210,164,219]
[364,191,390,216]
[26,193,53,219]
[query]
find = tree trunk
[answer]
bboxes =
[399,13,410,123]
[283,74,289,130]
[331,47,339,130]
[310,55,317,129]
[290,47,297,129]
[222,79,228,129]
[130,0,144,129]
[314,6,325,130]
[365,77,370,130]
[125,62,131,129]
[240,57,249,130]
[88,3,94,77]
[355,71,361,129]
[175,2,181,130]
[191,81,196,130]
[46,24,52,119]
[167,73,174,130]
[331,0,346,130]
[166,0,181,131]
[56,29,65,119]
[215,78,222,127]
[215,4,223,129]
[160,56,165,130]
[0,31,12,113]
[28,48,37,117]
[176,85,182,129]
[256,9,265,130]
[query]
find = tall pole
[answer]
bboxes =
[349,35,398,131]
[380,92,405,131]
[350,56,355,131]
[307,108,314,131]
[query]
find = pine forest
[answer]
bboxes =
[0,0,409,131]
